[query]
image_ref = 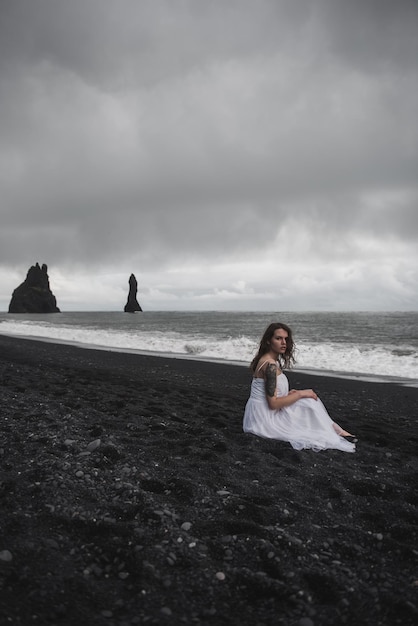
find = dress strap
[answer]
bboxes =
[255,359,276,374]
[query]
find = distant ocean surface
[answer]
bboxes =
[1,311,417,386]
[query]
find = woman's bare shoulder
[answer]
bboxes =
[254,359,279,378]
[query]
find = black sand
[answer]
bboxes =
[0,334,417,625]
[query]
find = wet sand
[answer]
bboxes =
[0,334,417,625]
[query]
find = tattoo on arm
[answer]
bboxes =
[265,363,277,397]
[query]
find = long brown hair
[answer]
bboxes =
[250,322,296,372]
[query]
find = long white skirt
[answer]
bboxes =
[243,374,355,453]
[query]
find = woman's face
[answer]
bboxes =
[269,328,288,356]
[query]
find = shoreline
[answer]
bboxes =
[1,330,417,388]
[1,334,417,625]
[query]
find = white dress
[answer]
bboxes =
[243,373,355,453]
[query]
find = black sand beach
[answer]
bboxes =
[0,334,417,625]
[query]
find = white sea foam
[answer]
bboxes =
[0,320,256,362]
[295,342,418,381]
[1,316,418,383]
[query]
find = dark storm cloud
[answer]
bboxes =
[0,0,417,309]
[317,0,418,72]
[0,0,296,86]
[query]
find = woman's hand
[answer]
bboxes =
[289,388,318,400]
[267,387,318,410]
[298,389,318,400]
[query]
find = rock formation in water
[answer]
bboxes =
[8,263,61,313]
[124,273,143,313]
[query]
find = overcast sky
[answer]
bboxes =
[1,0,417,311]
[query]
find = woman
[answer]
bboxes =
[243,323,356,452]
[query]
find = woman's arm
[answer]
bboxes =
[264,363,318,410]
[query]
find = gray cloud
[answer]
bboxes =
[317,0,418,72]
[0,0,417,309]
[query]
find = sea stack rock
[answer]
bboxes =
[124,274,143,313]
[8,263,60,313]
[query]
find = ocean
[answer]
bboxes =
[1,311,417,386]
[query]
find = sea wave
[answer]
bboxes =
[1,317,417,383]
